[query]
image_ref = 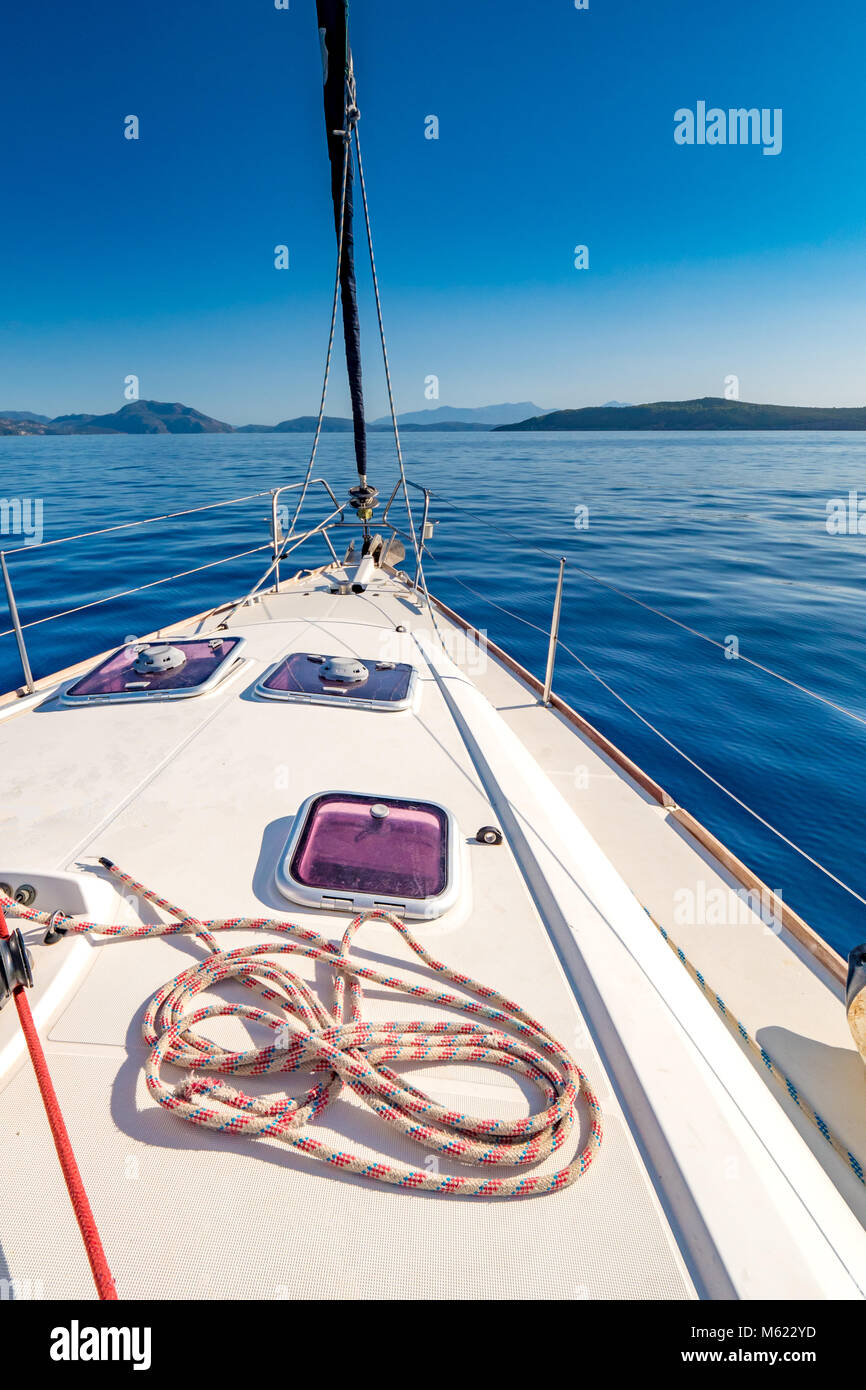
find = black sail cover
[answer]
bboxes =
[316,0,367,486]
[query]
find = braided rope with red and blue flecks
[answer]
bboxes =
[3,862,602,1197]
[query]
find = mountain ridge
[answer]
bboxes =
[496,397,866,431]
[0,400,545,435]
[370,401,549,428]
[8,396,866,437]
[0,401,232,435]
[237,416,494,433]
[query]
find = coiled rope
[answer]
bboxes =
[2,863,601,1199]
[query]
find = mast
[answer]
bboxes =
[316,0,376,532]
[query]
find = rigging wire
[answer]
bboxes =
[421,551,866,915]
[564,564,866,731]
[352,122,448,651]
[203,509,343,634]
[0,492,274,557]
[216,99,354,616]
[416,484,866,731]
[0,545,271,640]
[427,557,550,637]
[191,138,359,630]
[286,132,352,540]
[554,632,866,912]
[413,488,562,563]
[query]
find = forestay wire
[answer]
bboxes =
[286,133,352,540]
[352,122,449,650]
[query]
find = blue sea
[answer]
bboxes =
[2,430,865,959]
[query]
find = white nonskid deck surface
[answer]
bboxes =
[0,566,864,1300]
[450,616,866,1226]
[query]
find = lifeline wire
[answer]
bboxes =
[555,634,866,913]
[415,483,866,732]
[420,551,866,915]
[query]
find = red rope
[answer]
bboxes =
[0,904,117,1299]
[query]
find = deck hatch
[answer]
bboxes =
[254,652,417,710]
[276,791,459,919]
[62,637,244,704]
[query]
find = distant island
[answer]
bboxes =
[237,416,493,434]
[6,395,866,437]
[371,402,548,428]
[496,397,866,431]
[0,399,548,436]
[0,401,232,436]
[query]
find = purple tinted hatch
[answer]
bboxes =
[66,639,241,698]
[290,793,448,900]
[261,652,413,704]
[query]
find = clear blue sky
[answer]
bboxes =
[1,0,863,423]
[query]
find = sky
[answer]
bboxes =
[1,0,864,424]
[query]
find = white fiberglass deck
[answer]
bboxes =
[1,563,865,1300]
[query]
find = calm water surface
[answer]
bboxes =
[2,430,864,956]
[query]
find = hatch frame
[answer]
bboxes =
[275,789,461,919]
[253,650,420,713]
[59,636,248,706]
